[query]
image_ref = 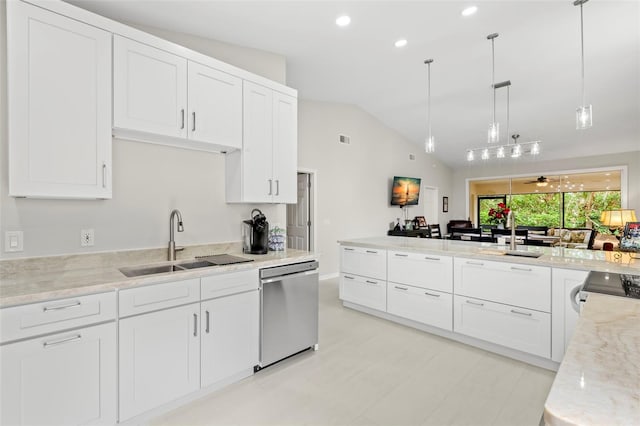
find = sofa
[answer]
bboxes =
[548,228,597,249]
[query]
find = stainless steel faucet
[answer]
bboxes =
[168,209,184,261]
[507,210,516,251]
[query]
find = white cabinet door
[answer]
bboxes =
[201,290,259,388]
[551,268,589,362]
[272,91,297,203]
[0,322,116,426]
[454,295,551,358]
[113,35,187,139]
[188,61,242,149]
[7,1,112,199]
[387,283,453,331]
[119,303,200,421]
[340,246,387,280]
[339,273,386,311]
[388,251,453,292]
[454,257,551,312]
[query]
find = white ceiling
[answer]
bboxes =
[68,0,640,169]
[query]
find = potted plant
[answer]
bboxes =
[488,203,510,229]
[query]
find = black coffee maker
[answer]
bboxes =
[243,209,269,254]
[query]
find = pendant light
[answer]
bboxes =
[487,33,499,143]
[424,59,435,153]
[575,0,592,129]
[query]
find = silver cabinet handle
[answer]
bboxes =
[205,310,210,334]
[43,334,81,348]
[344,248,355,251]
[193,313,198,337]
[275,180,280,196]
[424,256,440,261]
[366,250,378,254]
[466,261,484,266]
[180,109,185,129]
[192,112,196,131]
[365,280,378,285]
[394,286,408,291]
[102,163,107,188]
[394,253,409,257]
[510,309,533,317]
[343,275,355,280]
[268,179,273,195]
[43,301,81,312]
[466,300,484,307]
[424,291,441,298]
[511,266,533,272]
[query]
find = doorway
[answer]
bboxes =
[423,186,439,225]
[286,171,314,251]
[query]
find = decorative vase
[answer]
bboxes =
[497,223,505,230]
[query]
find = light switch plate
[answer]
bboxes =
[5,231,24,252]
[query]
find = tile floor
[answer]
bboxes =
[151,278,555,426]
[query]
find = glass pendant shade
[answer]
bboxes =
[481,148,490,160]
[488,122,499,143]
[425,136,435,153]
[576,105,592,129]
[531,142,541,155]
[497,146,505,158]
[466,150,474,162]
[511,144,521,158]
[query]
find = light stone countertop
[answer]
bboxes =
[338,236,640,275]
[543,292,640,425]
[0,242,317,308]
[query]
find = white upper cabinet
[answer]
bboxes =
[113,35,187,139]
[7,1,112,199]
[113,36,242,152]
[225,81,297,203]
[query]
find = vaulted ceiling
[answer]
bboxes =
[69,1,640,169]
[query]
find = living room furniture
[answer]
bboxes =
[517,225,549,235]
[548,228,597,249]
[447,220,473,235]
[387,229,430,238]
[491,228,529,244]
[428,224,442,239]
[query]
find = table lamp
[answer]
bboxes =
[600,209,637,235]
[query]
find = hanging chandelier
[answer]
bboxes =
[487,33,500,143]
[575,0,592,129]
[424,59,435,153]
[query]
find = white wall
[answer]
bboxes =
[298,100,454,277]
[451,150,640,221]
[0,4,286,259]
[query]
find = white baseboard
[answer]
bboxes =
[320,272,339,281]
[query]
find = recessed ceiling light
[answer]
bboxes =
[395,39,408,48]
[461,6,478,16]
[336,15,351,27]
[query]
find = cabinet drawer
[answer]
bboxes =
[454,257,551,312]
[387,283,452,331]
[340,246,386,280]
[201,269,258,301]
[454,295,551,358]
[388,251,453,292]
[119,278,200,317]
[1,292,116,344]
[339,273,386,312]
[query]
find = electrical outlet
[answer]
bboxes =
[80,229,94,247]
[5,231,24,252]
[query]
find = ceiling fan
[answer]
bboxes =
[524,176,553,187]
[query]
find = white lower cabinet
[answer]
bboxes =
[387,283,452,331]
[0,322,116,425]
[339,273,386,311]
[118,303,201,421]
[201,290,259,388]
[340,246,387,281]
[551,268,589,362]
[388,251,453,293]
[454,295,551,358]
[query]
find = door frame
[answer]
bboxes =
[288,168,317,253]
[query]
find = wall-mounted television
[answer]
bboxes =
[391,176,421,206]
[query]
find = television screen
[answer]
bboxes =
[391,176,421,206]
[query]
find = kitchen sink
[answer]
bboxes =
[477,249,544,259]
[119,255,250,278]
[119,264,186,277]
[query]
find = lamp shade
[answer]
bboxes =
[600,209,638,228]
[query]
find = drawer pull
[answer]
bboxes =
[43,301,81,312]
[466,261,484,266]
[366,250,378,254]
[344,275,355,280]
[43,334,81,348]
[510,309,533,317]
[511,266,533,272]
[395,253,409,257]
[424,291,441,298]
[205,310,210,334]
[365,280,378,285]
[344,248,355,251]
[394,286,408,291]
[424,256,440,261]
[193,313,198,337]
[466,300,484,307]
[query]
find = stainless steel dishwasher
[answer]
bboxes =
[258,260,319,369]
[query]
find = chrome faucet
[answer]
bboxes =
[168,209,184,261]
[507,210,516,251]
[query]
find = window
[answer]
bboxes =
[478,196,506,226]
[563,191,621,229]
[507,193,561,227]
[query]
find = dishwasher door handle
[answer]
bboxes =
[261,270,318,284]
